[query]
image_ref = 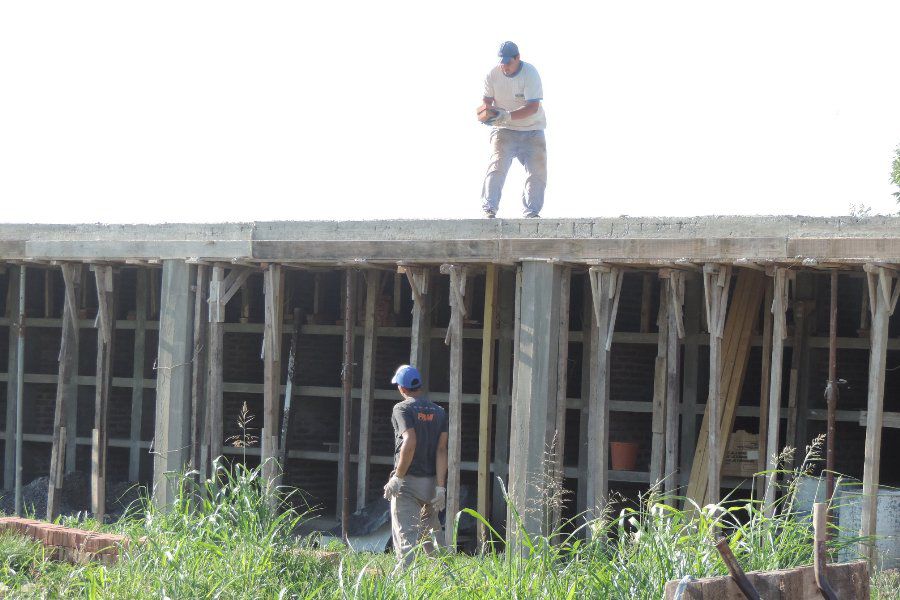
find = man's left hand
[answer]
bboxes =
[485,108,511,126]
[431,486,447,512]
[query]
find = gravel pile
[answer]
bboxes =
[0,472,145,521]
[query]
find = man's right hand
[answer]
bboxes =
[383,475,404,499]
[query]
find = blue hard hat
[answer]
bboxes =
[498,41,519,64]
[391,365,422,390]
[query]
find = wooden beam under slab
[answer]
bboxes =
[443,264,467,549]
[356,270,380,511]
[262,264,284,492]
[91,265,115,521]
[477,264,498,545]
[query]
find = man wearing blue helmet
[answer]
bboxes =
[479,40,547,219]
[383,364,449,568]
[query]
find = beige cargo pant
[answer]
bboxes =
[390,474,442,568]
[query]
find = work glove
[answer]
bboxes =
[431,486,447,512]
[383,475,404,499]
[485,108,511,126]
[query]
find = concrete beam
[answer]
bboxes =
[153,260,196,507]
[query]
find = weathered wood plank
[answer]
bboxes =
[262,265,284,492]
[444,264,466,548]
[47,264,81,519]
[650,280,669,485]
[188,266,206,480]
[860,265,896,563]
[356,271,380,510]
[91,265,115,521]
[664,270,685,494]
[756,276,773,496]
[764,268,791,514]
[477,264,498,544]
[491,269,515,526]
[550,266,571,534]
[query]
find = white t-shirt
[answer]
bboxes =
[483,61,546,131]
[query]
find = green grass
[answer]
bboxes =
[0,447,894,599]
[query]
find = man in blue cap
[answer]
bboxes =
[479,40,547,219]
[383,364,448,568]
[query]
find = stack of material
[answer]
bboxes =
[686,269,766,507]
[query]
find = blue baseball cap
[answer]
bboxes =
[391,365,422,390]
[498,41,519,64]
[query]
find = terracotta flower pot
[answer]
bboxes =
[610,441,639,471]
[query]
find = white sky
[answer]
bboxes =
[2,1,899,223]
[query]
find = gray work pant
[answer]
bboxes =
[390,474,442,568]
[481,128,547,217]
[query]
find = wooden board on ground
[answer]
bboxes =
[663,560,869,599]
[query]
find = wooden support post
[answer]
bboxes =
[825,271,838,507]
[91,265,115,520]
[550,266,571,535]
[339,269,358,541]
[585,265,624,521]
[764,267,792,515]
[205,265,225,479]
[47,264,82,520]
[508,261,563,548]
[44,269,54,318]
[262,264,284,491]
[204,264,250,478]
[13,266,25,515]
[3,266,21,493]
[153,260,196,508]
[403,266,432,388]
[678,277,701,489]
[356,270,381,510]
[784,299,808,470]
[576,274,593,516]
[859,264,898,563]
[65,266,83,474]
[640,273,653,333]
[663,270,685,495]
[650,279,669,485]
[129,268,149,482]
[491,269,515,527]
[756,276,774,498]
[188,266,207,480]
[442,263,467,548]
[702,263,732,505]
[477,264,499,544]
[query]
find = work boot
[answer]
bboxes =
[483,209,496,219]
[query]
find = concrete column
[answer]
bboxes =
[153,260,196,507]
[507,260,561,545]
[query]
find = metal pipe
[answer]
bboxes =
[715,537,761,600]
[813,502,839,600]
[14,266,26,516]
[825,272,838,514]
[340,270,357,542]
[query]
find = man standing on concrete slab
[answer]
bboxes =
[479,41,547,219]
[383,365,448,569]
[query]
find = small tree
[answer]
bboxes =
[892,145,900,201]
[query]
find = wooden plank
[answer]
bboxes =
[477,264,498,543]
[91,265,115,521]
[825,272,838,507]
[444,264,466,548]
[356,271,380,510]
[639,273,653,333]
[491,269,515,526]
[649,279,669,484]
[756,276,773,496]
[339,269,357,538]
[679,277,701,492]
[576,274,593,516]
[585,267,623,521]
[860,411,900,429]
[860,265,895,563]
[550,266,570,535]
[47,264,81,519]
[664,561,869,599]
[205,265,225,478]
[188,266,206,481]
[664,271,684,495]
[406,267,432,389]
[704,264,732,505]
[262,265,284,491]
[764,268,791,514]
[686,268,769,507]
[279,308,302,470]
[4,266,21,495]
